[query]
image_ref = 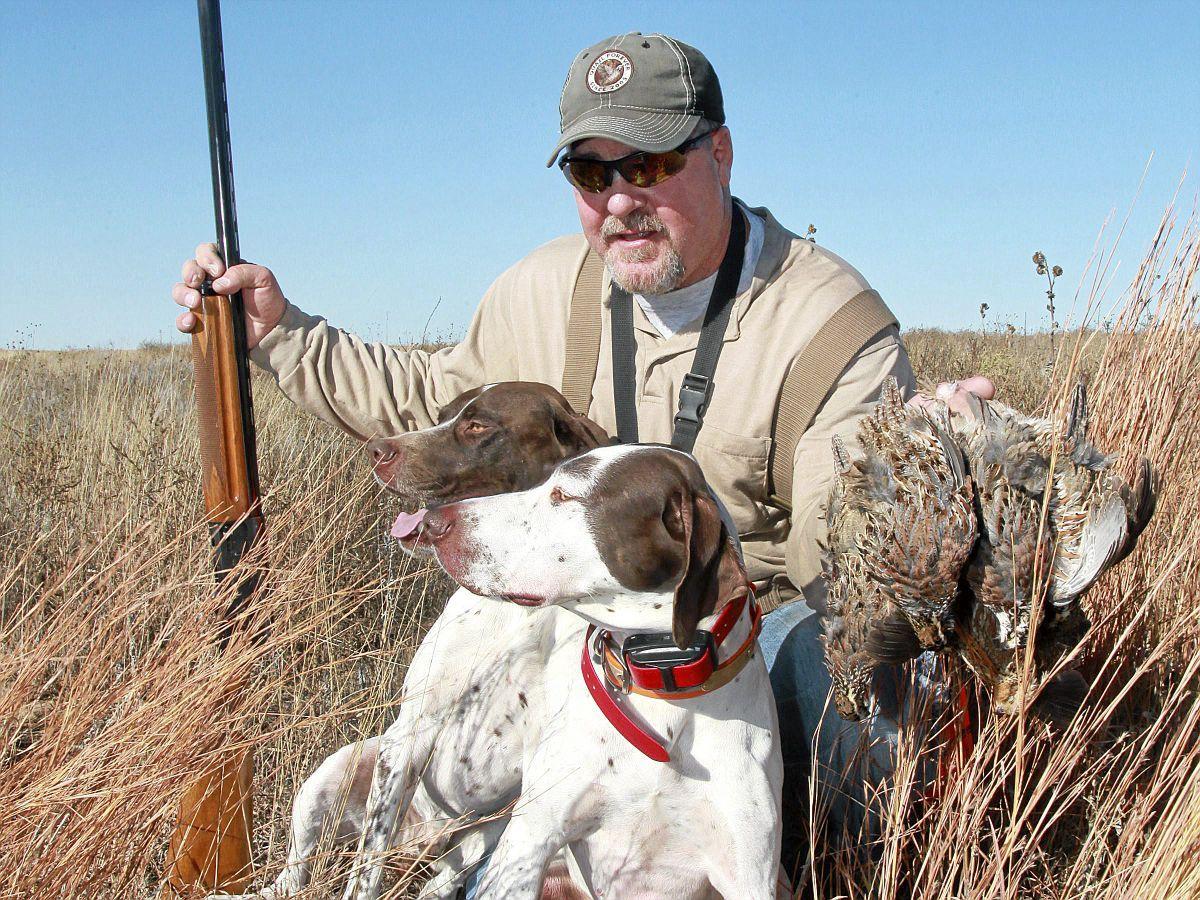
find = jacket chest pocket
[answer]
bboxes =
[690,423,772,532]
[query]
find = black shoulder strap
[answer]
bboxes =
[609,205,746,449]
[609,287,640,443]
[671,207,746,452]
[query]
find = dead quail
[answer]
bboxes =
[1049,383,1157,605]
[823,529,929,720]
[1036,384,1156,685]
[950,389,1064,713]
[820,377,973,720]
[952,382,1157,715]
[958,452,1053,713]
[856,378,978,651]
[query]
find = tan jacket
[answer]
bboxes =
[249,205,915,607]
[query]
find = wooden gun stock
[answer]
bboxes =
[162,748,254,897]
[192,285,261,524]
[162,287,263,897]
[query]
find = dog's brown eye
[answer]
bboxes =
[549,486,575,504]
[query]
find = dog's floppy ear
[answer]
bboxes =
[669,488,750,648]
[548,399,612,456]
[436,386,485,425]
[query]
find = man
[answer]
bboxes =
[172,32,991,881]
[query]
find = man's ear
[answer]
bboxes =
[549,400,612,457]
[710,125,733,188]
[671,489,749,648]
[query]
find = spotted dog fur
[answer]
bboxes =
[209,383,603,900]
[411,445,785,899]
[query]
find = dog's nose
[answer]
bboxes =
[422,506,457,541]
[367,439,400,467]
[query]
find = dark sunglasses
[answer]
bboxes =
[558,131,713,194]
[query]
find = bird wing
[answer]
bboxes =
[864,609,924,664]
[1110,457,1157,567]
[1054,490,1129,602]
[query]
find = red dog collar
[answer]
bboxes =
[580,591,761,762]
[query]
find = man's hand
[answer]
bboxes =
[172,243,286,351]
[909,375,997,419]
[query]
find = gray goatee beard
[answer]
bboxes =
[600,212,686,295]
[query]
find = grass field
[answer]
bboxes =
[1,206,1197,899]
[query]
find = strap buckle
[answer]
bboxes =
[594,629,632,694]
[674,372,712,433]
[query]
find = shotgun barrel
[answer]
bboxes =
[161,0,263,893]
[194,0,262,558]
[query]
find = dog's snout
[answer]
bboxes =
[423,507,457,541]
[368,439,401,468]
[367,439,396,464]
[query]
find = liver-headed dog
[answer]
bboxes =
[215,383,604,899]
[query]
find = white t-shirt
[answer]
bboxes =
[635,203,765,338]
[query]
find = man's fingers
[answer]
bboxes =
[181,259,206,286]
[936,375,997,418]
[957,375,996,400]
[172,282,200,309]
[211,263,273,295]
[194,242,225,278]
[173,253,282,347]
[907,374,998,420]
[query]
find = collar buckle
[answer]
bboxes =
[621,628,718,694]
[594,629,632,694]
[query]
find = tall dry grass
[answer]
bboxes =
[0,348,454,897]
[0,202,1196,899]
[803,203,1200,899]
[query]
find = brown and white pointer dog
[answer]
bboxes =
[212,383,604,900]
[416,444,784,899]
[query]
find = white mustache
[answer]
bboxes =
[601,213,666,240]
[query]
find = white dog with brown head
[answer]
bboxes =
[412,443,783,899]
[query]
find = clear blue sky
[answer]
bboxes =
[2,1,1197,349]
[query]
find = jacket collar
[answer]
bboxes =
[603,203,798,366]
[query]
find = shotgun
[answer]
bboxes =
[161,0,264,893]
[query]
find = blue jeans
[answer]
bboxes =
[762,601,943,873]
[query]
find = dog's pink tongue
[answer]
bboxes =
[390,508,427,540]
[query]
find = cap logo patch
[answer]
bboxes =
[587,50,633,94]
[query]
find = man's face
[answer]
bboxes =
[570,127,733,295]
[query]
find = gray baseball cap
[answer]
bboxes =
[547,32,725,167]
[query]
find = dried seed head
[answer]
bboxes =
[1052,265,1063,277]
[1033,251,1046,266]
